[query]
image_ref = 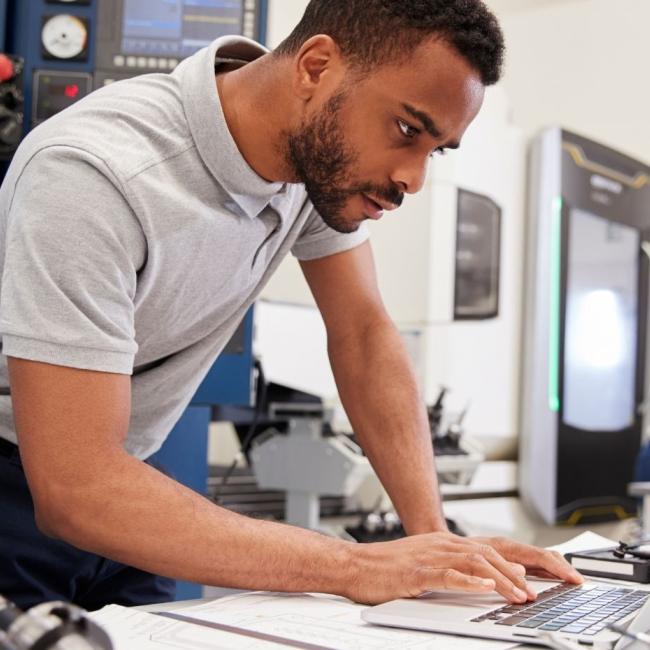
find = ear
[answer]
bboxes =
[292,35,345,101]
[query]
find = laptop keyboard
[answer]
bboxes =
[471,583,650,636]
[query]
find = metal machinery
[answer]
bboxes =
[0,595,112,650]
[520,128,650,525]
[250,402,373,534]
[0,0,268,599]
[2,0,266,130]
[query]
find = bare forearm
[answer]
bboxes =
[328,316,447,534]
[41,454,354,595]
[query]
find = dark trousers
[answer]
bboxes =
[0,438,176,611]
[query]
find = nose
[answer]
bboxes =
[390,155,429,195]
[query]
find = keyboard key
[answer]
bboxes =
[516,619,547,628]
[561,624,590,633]
[496,616,530,626]
[539,621,562,632]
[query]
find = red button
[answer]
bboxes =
[0,54,14,83]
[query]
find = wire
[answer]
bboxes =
[214,359,267,503]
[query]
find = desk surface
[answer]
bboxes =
[441,460,518,500]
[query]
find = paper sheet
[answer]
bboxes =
[547,531,618,555]
[90,604,286,649]
[180,591,516,650]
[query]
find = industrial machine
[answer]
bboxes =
[250,401,373,533]
[520,128,650,525]
[0,0,267,143]
[0,0,269,600]
[0,594,112,650]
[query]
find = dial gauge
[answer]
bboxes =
[41,14,88,60]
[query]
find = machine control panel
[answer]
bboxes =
[32,70,91,125]
[95,0,266,83]
[2,0,267,137]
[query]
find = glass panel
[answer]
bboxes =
[563,208,639,431]
[122,0,243,57]
[454,189,501,319]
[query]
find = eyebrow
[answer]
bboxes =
[402,103,461,149]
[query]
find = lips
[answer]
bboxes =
[362,194,384,220]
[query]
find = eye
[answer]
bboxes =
[398,119,420,139]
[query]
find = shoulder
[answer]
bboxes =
[14,73,194,184]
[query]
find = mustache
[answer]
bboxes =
[351,183,405,208]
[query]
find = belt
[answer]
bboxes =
[0,437,18,459]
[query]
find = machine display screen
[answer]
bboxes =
[122,0,243,58]
[563,208,640,431]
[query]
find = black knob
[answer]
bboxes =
[0,86,22,111]
[0,115,22,147]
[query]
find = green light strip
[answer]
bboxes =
[548,197,562,412]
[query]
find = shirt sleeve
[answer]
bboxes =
[291,206,370,261]
[0,145,146,374]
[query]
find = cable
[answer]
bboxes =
[214,358,267,503]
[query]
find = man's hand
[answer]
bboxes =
[346,532,584,605]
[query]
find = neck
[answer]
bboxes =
[216,55,297,183]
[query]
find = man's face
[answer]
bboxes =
[286,38,485,234]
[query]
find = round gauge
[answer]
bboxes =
[41,14,88,60]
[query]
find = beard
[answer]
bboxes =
[285,91,404,234]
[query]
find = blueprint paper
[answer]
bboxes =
[181,591,517,649]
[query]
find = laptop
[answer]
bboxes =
[362,580,650,647]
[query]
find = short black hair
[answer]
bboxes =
[274,0,505,86]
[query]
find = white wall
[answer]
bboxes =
[266,0,309,48]
[492,0,649,164]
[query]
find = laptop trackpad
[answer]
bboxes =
[362,579,559,625]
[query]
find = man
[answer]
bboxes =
[0,0,582,610]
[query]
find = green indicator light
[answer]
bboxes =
[548,197,562,412]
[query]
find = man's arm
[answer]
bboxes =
[9,358,352,593]
[300,241,446,535]
[9,356,580,605]
[300,242,583,599]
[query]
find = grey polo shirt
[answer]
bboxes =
[0,36,368,459]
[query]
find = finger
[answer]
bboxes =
[510,562,526,576]
[422,568,495,596]
[525,568,564,580]
[456,552,529,603]
[536,550,584,584]
[488,538,583,585]
[449,541,534,601]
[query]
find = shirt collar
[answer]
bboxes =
[176,36,285,219]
